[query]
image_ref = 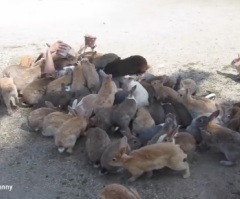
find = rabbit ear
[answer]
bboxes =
[45,101,55,108]
[119,136,128,148]
[208,110,220,121]
[99,70,107,77]
[72,99,78,109]
[119,147,126,156]
[68,105,77,116]
[130,85,137,94]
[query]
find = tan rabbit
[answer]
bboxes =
[178,88,218,118]
[27,101,57,132]
[227,105,240,132]
[16,58,46,92]
[94,70,117,112]
[109,136,190,181]
[99,184,141,199]
[54,106,88,153]
[71,62,86,92]
[151,78,179,103]
[85,127,111,168]
[132,107,155,134]
[42,111,73,137]
[81,58,100,93]
[0,73,19,115]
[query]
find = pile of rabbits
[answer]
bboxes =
[1,36,240,198]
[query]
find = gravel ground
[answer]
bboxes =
[0,0,240,199]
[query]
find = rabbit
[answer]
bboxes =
[42,111,74,137]
[121,76,149,107]
[74,86,91,102]
[22,77,53,105]
[227,105,240,132]
[140,79,156,103]
[27,101,57,132]
[54,106,89,153]
[157,125,196,155]
[103,55,149,78]
[132,107,155,134]
[178,78,198,96]
[111,85,137,137]
[147,99,166,125]
[147,113,178,145]
[94,70,117,112]
[171,100,193,128]
[89,107,113,132]
[70,62,86,92]
[92,53,120,70]
[136,123,164,146]
[151,78,179,103]
[113,89,129,105]
[74,94,98,119]
[85,127,111,168]
[99,183,141,199]
[162,103,181,124]
[178,88,219,118]
[0,73,19,115]
[46,70,72,93]
[231,53,240,76]
[194,110,240,166]
[109,136,190,181]
[38,83,74,111]
[81,58,100,93]
[3,58,45,92]
[100,136,131,175]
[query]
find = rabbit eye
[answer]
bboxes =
[133,140,137,144]
[112,158,117,162]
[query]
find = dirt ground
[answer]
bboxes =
[1,0,240,198]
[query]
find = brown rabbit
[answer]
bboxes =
[42,111,73,137]
[231,53,240,76]
[99,184,141,199]
[85,127,111,167]
[54,105,89,153]
[194,110,240,166]
[22,77,53,105]
[178,88,218,118]
[81,58,100,93]
[27,101,57,132]
[227,105,240,132]
[100,136,131,175]
[109,137,190,181]
[92,53,120,69]
[132,107,155,134]
[71,62,86,92]
[3,58,45,92]
[0,73,19,115]
[151,78,179,103]
[46,70,72,93]
[94,70,117,112]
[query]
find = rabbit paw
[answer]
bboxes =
[219,160,234,166]
[183,170,190,178]
[128,177,137,182]
[66,148,73,154]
